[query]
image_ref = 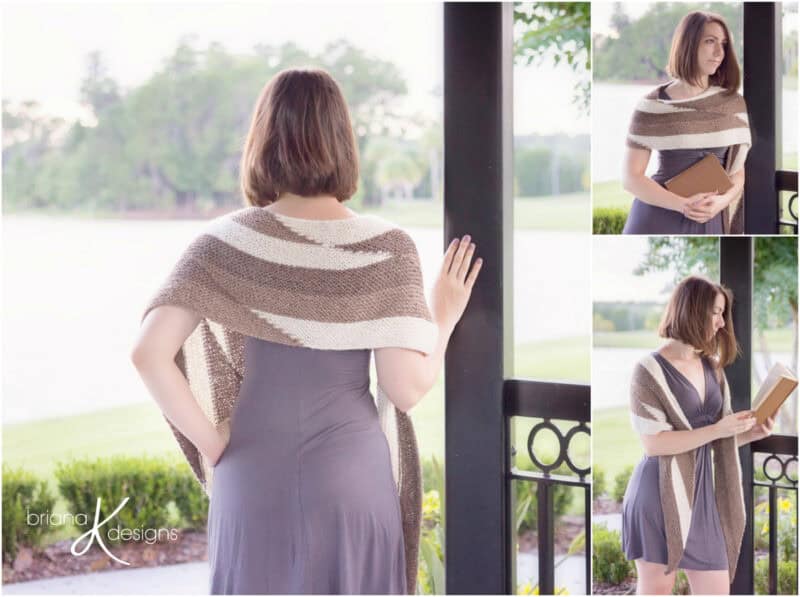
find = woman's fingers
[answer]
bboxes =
[465,257,483,290]
[456,243,476,281]
[441,238,458,275]
[449,235,471,276]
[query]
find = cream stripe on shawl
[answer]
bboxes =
[250,311,439,353]
[628,128,752,155]
[377,384,400,487]
[204,216,392,269]
[271,212,398,246]
[671,456,692,548]
[640,354,694,430]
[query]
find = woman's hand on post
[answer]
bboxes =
[430,235,482,333]
[713,410,755,439]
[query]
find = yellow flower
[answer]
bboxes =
[779,498,791,513]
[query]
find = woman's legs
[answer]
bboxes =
[684,569,730,595]
[634,559,676,595]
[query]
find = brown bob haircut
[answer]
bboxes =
[666,11,740,93]
[240,68,359,206]
[658,275,739,369]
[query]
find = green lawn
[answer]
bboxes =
[594,328,794,352]
[591,180,629,212]
[359,194,590,232]
[592,406,642,482]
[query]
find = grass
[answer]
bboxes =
[594,327,795,352]
[359,194,590,232]
[592,406,641,482]
[591,180,629,212]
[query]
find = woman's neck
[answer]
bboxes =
[669,77,710,99]
[266,192,356,220]
[663,339,702,361]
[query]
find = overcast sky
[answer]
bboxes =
[1,0,590,136]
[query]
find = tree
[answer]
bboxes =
[594,2,742,83]
[514,2,591,114]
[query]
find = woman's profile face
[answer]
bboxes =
[709,291,726,340]
[696,21,727,78]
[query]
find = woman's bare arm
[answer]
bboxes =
[622,145,707,213]
[640,410,755,456]
[130,305,228,465]
[374,235,482,413]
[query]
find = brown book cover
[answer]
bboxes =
[752,362,798,425]
[664,153,734,198]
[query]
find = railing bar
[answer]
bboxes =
[769,485,777,595]
[538,483,554,594]
[584,485,591,595]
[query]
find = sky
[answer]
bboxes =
[592,236,680,303]
[1,0,590,137]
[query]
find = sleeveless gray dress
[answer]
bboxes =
[207,336,407,594]
[621,353,729,571]
[622,86,728,235]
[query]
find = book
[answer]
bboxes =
[664,153,734,198]
[752,362,798,425]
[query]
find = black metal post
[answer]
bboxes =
[537,484,554,594]
[768,485,777,595]
[743,2,780,233]
[720,236,754,594]
[444,2,514,594]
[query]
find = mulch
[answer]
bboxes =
[518,514,586,555]
[593,496,622,515]
[2,530,207,585]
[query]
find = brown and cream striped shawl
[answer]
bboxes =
[626,83,752,234]
[140,206,438,593]
[628,353,746,580]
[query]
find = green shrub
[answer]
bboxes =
[514,455,575,532]
[754,557,798,595]
[54,455,178,543]
[672,570,689,595]
[613,465,634,503]
[2,466,57,562]
[172,463,209,530]
[592,523,634,584]
[593,207,628,234]
[593,465,607,498]
[417,456,445,595]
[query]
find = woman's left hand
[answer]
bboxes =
[683,191,729,223]
[747,413,776,443]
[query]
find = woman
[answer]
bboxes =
[622,276,774,595]
[130,68,482,595]
[621,11,752,235]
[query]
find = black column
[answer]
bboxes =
[720,236,754,594]
[743,2,780,233]
[444,2,514,593]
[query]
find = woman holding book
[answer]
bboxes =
[621,276,774,595]
[621,11,752,235]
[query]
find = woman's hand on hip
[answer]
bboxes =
[431,235,482,333]
[714,410,756,439]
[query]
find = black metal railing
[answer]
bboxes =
[504,379,591,595]
[776,170,798,234]
[751,434,799,595]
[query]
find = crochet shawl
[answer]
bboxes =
[626,83,752,234]
[140,206,438,593]
[628,353,745,580]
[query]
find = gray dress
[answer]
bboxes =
[207,336,407,594]
[622,86,728,235]
[621,353,729,571]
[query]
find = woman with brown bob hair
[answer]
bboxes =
[621,11,752,235]
[621,276,774,594]
[132,67,482,594]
